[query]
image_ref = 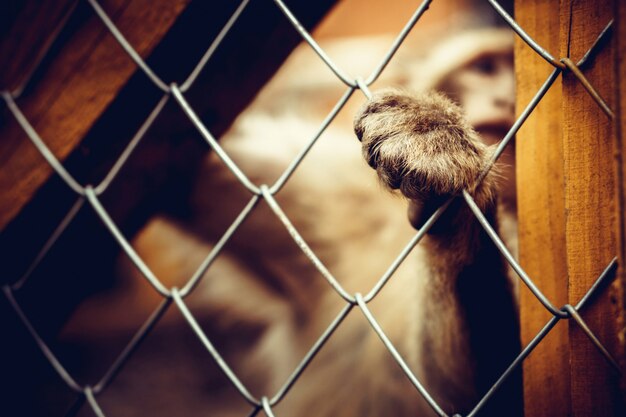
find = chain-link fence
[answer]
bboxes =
[1,0,621,416]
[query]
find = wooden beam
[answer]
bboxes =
[0,0,192,232]
[515,2,569,416]
[0,0,77,92]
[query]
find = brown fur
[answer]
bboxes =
[351,87,520,416]
[355,90,491,200]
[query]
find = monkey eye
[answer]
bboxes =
[468,56,496,75]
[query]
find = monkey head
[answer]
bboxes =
[408,28,516,210]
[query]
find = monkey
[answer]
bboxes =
[60,28,520,417]
[350,87,521,416]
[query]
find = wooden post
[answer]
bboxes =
[560,2,622,416]
[515,1,569,416]
[614,0,626,399]
[517,0,625,415]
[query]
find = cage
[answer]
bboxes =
[1,0,625,416]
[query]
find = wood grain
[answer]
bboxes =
[560,1,623,416]
[0,0,77,92]
[614,0,626,396]
[515,1,569,416]
[517,0,626,413]
[0,0,191,231]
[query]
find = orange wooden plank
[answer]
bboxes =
[0,0,191,231]
[560,1,623,415]
[0,0,77,92]
[614,0,626,394]
[515,1,569,415]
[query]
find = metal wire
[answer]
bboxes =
[355,77,373,100]
[465,257,619,417]
[11,197,85,290]
[180,0,251,92]
[179,195,261,297]
[2,92,85,195]
[84,386,107,417]
[269,87,356,194]
[560,57,615,119]
[92,297,173,393]
[94,93,171,195]
[364,0,433,85]
[85,186,171,297]
[171,287,260,406]
[87,0,169,92]
[356,293,449,417]
[562,304,621,373]
[487,0,565,69]
[463,190,568,318]
[171,83,261,195]
[260,185,355,303]
[3,286,83,393]
[268,303,355,405]
[2,0,621,416]
[262,397,277,417]
[272,0,357,87]
[63,395,86,417]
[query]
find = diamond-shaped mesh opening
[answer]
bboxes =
[72,304,253,417]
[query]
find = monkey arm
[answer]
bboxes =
[354,89,521,416]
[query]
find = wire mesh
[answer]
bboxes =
[1,0,621,416]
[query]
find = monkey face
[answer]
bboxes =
[436,42,516,209]
[446,50,515,145]
[407,28,516,208]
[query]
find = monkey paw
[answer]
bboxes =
[354,89,493,203]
